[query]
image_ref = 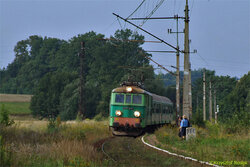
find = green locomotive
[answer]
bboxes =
[109,83,175,136]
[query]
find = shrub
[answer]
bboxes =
[0,104,14,127]
[223,111,250,134]
[93,113,103,122]
[47,116,61,134]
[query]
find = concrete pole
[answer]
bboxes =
[214,90,216,123]
[209,81,212,122]
[203,71,206,121]
[215,105,219,124]
[183,0,190,119]
[176,48,180,119]
[176,17,180,121]
[189,62,192,120]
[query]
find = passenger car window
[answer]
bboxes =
[126,95,131,104]
[133,95,142,104]
[115,94,124,103]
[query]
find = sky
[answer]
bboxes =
[0,0,249,78]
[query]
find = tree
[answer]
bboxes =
[30,72,77,119]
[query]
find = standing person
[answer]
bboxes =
[178,116,182,137]
[180,115,189,139]
[178,116,182,126]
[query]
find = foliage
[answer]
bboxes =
[59,79,79,120]
[192,108,205,127]
[23,29,160,120]
[47,116,62,134]
[160,69,204,87]
[0,104,14,127]
[93,113,104,122]
[0,136,12,167]
[30,72,77,119]
[2,28,249,122]
[219,72,250,128]
[191,69,242,124]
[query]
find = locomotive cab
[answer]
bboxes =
[109,85,148,135]
[109,83,173,136]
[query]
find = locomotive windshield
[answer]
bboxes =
[132,95,142,104]
[114,93,142,104]
[115,94,124,103]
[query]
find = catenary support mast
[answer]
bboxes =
[183,0,191,119]
[175,17,180,121]
[203,70,206,121]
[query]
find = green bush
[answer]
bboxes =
[0,104,14,127]
[47,116,61,134]
[223,111,250,134]
[93,113,103,122]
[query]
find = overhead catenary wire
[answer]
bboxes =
[98,38,162,43]
[141,54,175,76]
[113,13,181,53]
[126,0,147,19]
[139,0,165,27]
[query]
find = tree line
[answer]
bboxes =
[0,29,249,126]
[0,29,167,120]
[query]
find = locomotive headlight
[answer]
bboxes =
[134,111,141,117]
[115,110,122,116]
[126,87,132,92]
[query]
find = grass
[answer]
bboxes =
[0,119,111,167]
[154,123,250,166]
[0,102,31,115]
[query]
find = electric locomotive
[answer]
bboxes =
[109,82,175,136]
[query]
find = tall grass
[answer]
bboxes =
[1,119,111,167]
[155,123,249,163]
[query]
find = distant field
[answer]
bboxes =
[0,94,32,115]
[0,102,32,115]
[0,94,32,102]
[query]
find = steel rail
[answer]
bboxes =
[101,138,117,162]
[141,135,222,167]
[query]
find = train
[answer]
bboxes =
[109,82,175,136]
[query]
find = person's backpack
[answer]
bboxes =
[187,119,192,127]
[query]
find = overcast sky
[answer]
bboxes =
[0,0,249,78]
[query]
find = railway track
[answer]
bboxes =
[101,137,117,162]
[99,136,203,167]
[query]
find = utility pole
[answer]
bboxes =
[189,62,192,119]
[203,70,206,121]
[209,81,212,122]
[168,15,183,124]
[78,41,85,120]
[176,47,180,121]
[213,89,216,124]
[215,105,219,124]
[183,0,191,119]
